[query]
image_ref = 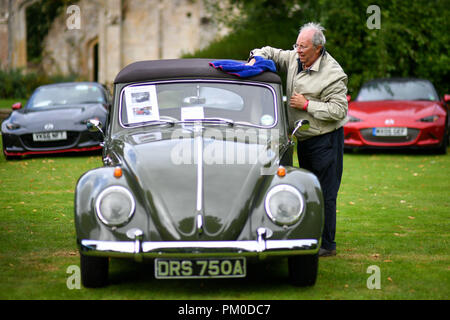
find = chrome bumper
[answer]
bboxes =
[80,232,319,262]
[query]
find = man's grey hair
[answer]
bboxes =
[299,22,326,48]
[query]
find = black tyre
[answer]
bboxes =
[80,254,109,288]
[288,253,319,286]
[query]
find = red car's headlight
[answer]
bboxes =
[419,115,439,122]
[348,115,362,122]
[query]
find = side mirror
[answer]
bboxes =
[291,119,310,137]
[346,95,351,102]
[444,94,450,103]
[12,102,22,110]
[87,119,105,137]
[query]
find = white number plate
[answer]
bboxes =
[372,127,407,137]
[155,258,246,279]
[32,131,67,141]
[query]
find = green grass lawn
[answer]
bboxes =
[0,142,448,300]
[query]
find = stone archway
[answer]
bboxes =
[86,37,99,82]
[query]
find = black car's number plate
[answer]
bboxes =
[155,258,246,279]
[32,131,67,141]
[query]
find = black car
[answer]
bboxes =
[1,82,110,159]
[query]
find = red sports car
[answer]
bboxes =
[344,78,449,154]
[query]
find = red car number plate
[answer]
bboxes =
[372,127,407,136]
[154,257,246,279]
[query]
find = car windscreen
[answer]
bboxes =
[119,81,277,127]
[27,84,106,108]
[356,80,439,101]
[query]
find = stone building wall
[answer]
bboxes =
[0,0,9,69]
[1,0,226,84]
[39,0,225,85]
[41,0,100,77]
[0,0,37,70]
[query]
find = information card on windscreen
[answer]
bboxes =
[125,85,160,124]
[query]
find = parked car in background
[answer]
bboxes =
[1,82,110,159]
[344,78,449,154]
[75,59,324,288]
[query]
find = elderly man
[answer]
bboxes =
[248,22,348,257]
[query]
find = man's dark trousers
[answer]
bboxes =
[296,127,344,251]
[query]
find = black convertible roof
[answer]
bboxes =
[114,59,281,84]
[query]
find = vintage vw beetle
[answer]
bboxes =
[75,59,324,287]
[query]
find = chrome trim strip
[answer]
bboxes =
[80,238,319,259]
[194,123,204,235]
[195,126,203,212]
[118,79,279,129]
[196,214,204,234]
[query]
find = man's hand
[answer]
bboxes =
[290,93,308,110]
[246,58,256,66]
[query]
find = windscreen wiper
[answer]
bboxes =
[176,117,235,126]
[141,119,176,126]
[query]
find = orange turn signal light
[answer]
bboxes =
[277,166,286,177]
[114,167,123,178]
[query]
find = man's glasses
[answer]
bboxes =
[293,44,307,50]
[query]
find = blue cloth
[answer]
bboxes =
[209,56,276,77]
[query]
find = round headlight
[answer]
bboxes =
[95,186,135,227]
[264,184,305,226]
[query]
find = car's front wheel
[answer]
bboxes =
[288,253,318,286]
[80,254,109,288]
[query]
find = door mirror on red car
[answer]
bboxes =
[444,94,450,102]
[346,95,351,102]
[12,102,22,110]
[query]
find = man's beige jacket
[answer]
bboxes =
[250,47,348,140]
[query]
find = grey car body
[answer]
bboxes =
[75,59,324,287]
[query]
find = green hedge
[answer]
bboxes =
[0,69,78,99]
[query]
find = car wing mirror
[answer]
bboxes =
[288,119,309,146]
[87,119,105,138]
[347,95,351,102]
[291,119,310,137]
[12,102,22,110]
[444,94,450,103]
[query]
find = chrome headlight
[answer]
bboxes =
[264,184,305,226]
[95,186,135,227]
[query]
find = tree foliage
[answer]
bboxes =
[188,0,449,95]
[0,68,78,99]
